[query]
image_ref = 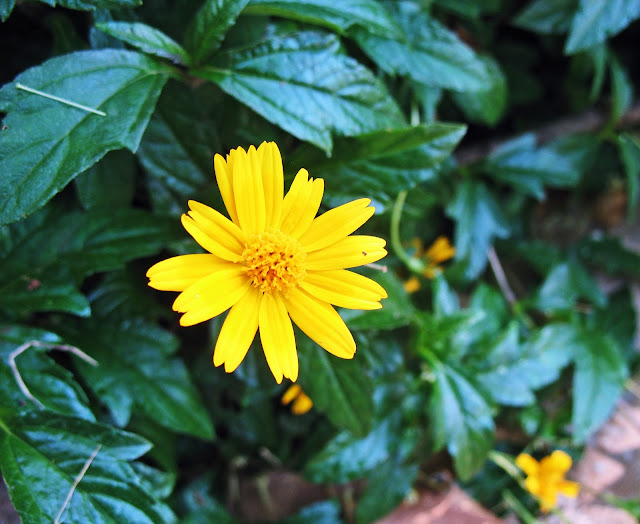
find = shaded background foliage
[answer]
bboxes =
[1,0,640,522]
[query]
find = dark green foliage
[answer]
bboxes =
[2,0,640,521]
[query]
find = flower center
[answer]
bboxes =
[242,229,306,293]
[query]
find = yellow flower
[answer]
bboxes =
[402,236,455,291]
[403,275,421,293]
[516,451,581,512]
[422,236,455,279]
[281,384,313,415]
[147,142,387,383]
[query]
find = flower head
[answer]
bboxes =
[147,142,387,383]
[281,384,313,415]
[516,450,580,512]
[402,236,455,293]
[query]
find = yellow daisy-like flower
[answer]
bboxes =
[422,236,456,279]
[516,450,581,512]
[402,236,455,293]
[281,384,313,415]
[146,142,387,383]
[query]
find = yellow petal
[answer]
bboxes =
[305,235,387,271]
[279,168,324,238]
[299,199,375,252]
[403,276,421,294]
[557,480,580,499]
[259,142,284,228]
[147,254,225,291]
[300,270,387,310]
[279,169,311,233]
[259,292,298,383]
[283,287,355,359]
[173,267,250,326]
[291,179,324,238]
[181,204,245,262]
[524,475,541,497]
[281,384,301,405]
[425,236,456,264]
[542,450,572,474]
[233,145,266,234]
[214,287,262,371]
[516,453,540,476]
[214,153,239,225]
[186,199,245,250]
[292,393,313,415]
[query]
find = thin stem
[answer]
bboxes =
[502,490,540,524]
[54,444,102,524]
[487,247,517,305]
[390,190,423,274]
[9,341,98,408]
[364,262,388,273]
[16,83,107,116]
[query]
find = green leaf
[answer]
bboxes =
[75,150,136,210]
[341,271,416,331]
[88,268,166,320]
[474,323,536,406]
[0,268,91,317]
[0,325,94,420]
[432,274,460,317]
[445,180,510,280]
[57,317,215,440]
[355,458,418,524]
[306,420,394,483]
[0,410,176,524]
[1,203,181,282]
[95,22,191,65]
[0,50,170,226]
[575,235,640,278]
[36,0,141,9]
[290,123,466,206]
[245,0,403,38]
[281,501,343,524]
[619,134,640,221]
[473,322,578,407]
[298,339,374,437]
[430,361,494,480]
[565,0,640,54]
[609,55,633,126]
[468,284,509,340]
[534,261,606,312]
[137,81,219,215]
[0,0,16,21]
[352,4,493,92]
[185,0,250,66]
[484,133,587,198]
[589,290,637,362]
[572,327,627,442]
[452,55,507,126]
[513,0,578,34]
[522,323,580,383]
[195,31,404,152]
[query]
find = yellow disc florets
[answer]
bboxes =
[242,229,307,293]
